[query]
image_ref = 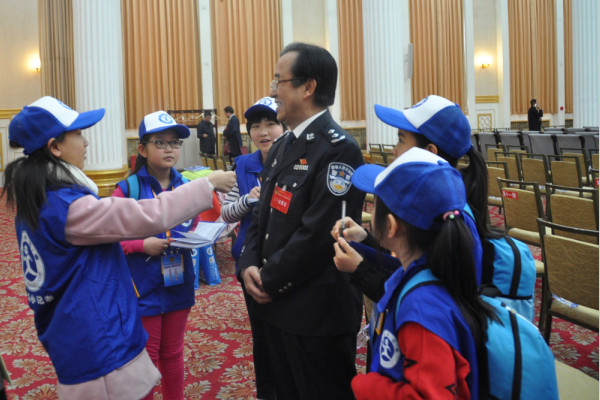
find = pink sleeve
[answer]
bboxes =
[66,177,215,245]
[111,185,146,254]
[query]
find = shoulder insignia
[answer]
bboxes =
[325,128,346,144]
[306,133,315,142]
[327,162,354,196]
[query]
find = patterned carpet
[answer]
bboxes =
[0,204,596,399]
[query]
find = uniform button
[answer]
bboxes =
[262,258,267,264]
[288,282,293,287]
[292,183,297,188]
[278,289,284,294]
[265,233,269,240]
[270,209,273,214]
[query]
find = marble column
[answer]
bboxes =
[72,0,126,196]
[362,0,411,146]
[571,0,599,127]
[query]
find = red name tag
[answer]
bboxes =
[502,189,518,200]
[595,178,599,188]
[270,186,292,214]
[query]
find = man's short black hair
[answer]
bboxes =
[224,106,234,114]
[530,99,537,106]
[280,42,337,108]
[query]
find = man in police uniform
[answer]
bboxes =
[239,42,365,399]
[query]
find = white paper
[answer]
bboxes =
[171,222,227,249]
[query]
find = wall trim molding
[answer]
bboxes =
[475,95,500,104]
[0,109,21,120]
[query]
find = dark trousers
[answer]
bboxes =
[263,323,357,400]
[243,291,277,400]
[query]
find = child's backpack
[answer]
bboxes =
[479,235,536,321]
[398,269,559,400]
[464,207,537,321]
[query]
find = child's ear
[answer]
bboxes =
[386,214,401,239]
[47,138,61,158]
[137,143,148,158]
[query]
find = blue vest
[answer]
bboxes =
[16,186,147,384]
[116,166,195,316]
[231,151,263,266]
[370,258,480,399]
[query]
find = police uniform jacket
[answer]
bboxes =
[239,110,365,336]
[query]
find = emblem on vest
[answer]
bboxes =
[20,231,45,292]
[293,159,309,171]
[327,162,354,196]
[379,329,401,369]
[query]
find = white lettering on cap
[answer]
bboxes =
[29,96,78,127]
[143,111,176,132]
[402,95,455,128]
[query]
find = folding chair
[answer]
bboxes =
[369,152,387,166]
[517,153,550,192]
[498,131,525,152]
[548,154,586,188]
[494,151,522,181]
[545,183,599,242]
[477,132,499,161]
[536,219,599,342]
[486,161,508,209]
[205,155,217,170]
[524,133,556,158]
[369,143,382,152]
[497,178,545,246]
[216,156,227,171]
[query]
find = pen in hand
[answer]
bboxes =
[340,200,346,236]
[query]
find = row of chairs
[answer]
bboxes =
[487,151,598,192]
[201,153,231,171]
[490,177,598,343]
[473,131,598,164]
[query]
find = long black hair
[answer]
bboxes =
[2,134,80,229]
[373,196,496,347]
[414,134,503,239]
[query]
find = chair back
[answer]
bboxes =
[537,219,599,310]
[498,178,544,245]
[206,155,217,170]
[549,154,584,187]
[369,143,382,152]
[524,133,556,157]
[216,156,226,171]
[496,152,521,181]
[486,161,508,205]
[518,153,550,188]
[369,152,387,165]
[478,132,499,161]
[499,132,524,152]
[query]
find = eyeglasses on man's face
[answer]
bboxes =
[269,77,304,91]
[144,139,184,149]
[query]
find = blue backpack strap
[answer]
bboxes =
[503,236,521,297]
[396,269,441,308]
[126,174,140,200]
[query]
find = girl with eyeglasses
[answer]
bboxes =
[112,111,229,400]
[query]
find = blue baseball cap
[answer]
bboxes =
[351,147,466,230]
[9,96,105,155]
[138,111,190,141]
[374,95,472,159]
[244,97,278,120]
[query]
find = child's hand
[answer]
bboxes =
[331,217,368,242]
[143,237,169,256]
[248,186,261,200]
[208,170,236,193]
[333,236,363,273]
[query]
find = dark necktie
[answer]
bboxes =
[283,131,296,155]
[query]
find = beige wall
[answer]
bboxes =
[473,0,499,96]
[291,0,326,47]
[0,0,41,109]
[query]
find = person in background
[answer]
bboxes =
[2,96,236,400]
[197,111,215,155]
[220,96,285,400]
[527,98,543,131]
[239,42,365,399]
[223,105,242,162]
[112,111,232,400]
[345,147,494,399]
